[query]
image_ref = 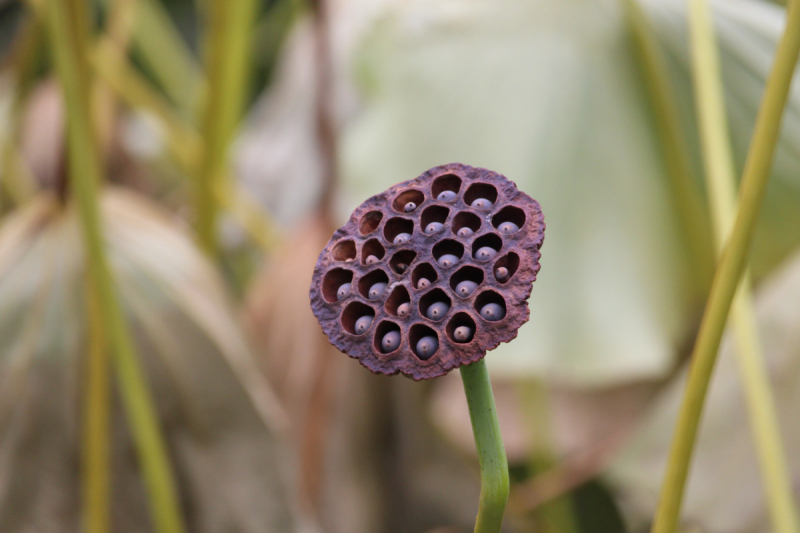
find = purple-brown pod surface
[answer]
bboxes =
[309,163,545,380]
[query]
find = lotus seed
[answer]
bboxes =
[495,267,509,281]
[415,335,439,359]
[471,198,493,209]
[439,191,458,203]
[417,278,431,289]
[498,221,519,234]
[453,326,473,343]
[437,254,459,267]
[368,282,387,300]
[354,315,373,334]
[426,301,450,320]
[394,233,412,245]
[475,246,498,261]
[480,303,505,321]
[397,302,411,317]
[404,202,417,213]
[336,283,351,300]
[366,255,379,265]
[381,330,401,352]
[455,280,478,297]
[457,227,474,238]
[425,222,444,234]
[395,263,408,274]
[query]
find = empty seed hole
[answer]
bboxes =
[412,263,438,289]
[322,268,354,303]
[452,211,482,238]
[385,285,411,317]
[358,269,389,300]
[446,312,477,344]
[472,233,503,262]
[341,302,376,335]
[392,189,425,213]
[492,206,526,234]
[494,252,520,284]
[331,239,356,262]
[474,290,507,322]
[359,211,383,235]
[431,173,462,201]
[384,217,414,245]
[374,320,402,354]
[361,239,386,265]
[419,288,452,322]
[421,205,450,234]
[409,323,439,360]
[449,266,485,298]
[433,240,464,268]
[390,250,417,274]
[464,183,498,208]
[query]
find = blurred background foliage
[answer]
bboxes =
[1,0,800,532]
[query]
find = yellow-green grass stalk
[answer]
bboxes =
[651,1,800,532]
[686,0,799,531]
[622,0,714,296]
[45,1,186,532]
[196,0,260,255]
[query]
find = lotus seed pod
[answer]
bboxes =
[394,233,412,245]
[475,246,497,261]
[455,280,478,297]
[498,221,520,234]
[336,283,351,300]
[425,222,444,234]
[437,254,459,268]
[382,330,401,352]
[480,303,505,321]
[310,163,544,380]
[368,282,387,300]
[415,336,439,359]
[453,326,474,343]
[471,198,493,209]
[495,267,509,281]
[355,315,373,334]
[437,190,457,202]
[426,301,450,320]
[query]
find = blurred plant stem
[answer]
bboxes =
[622,0,714,298]
[44,1,186,532]
[83,284,111,533]
[651,1,800,532]
[461,360,510,533]
[686,0,800,531]
[196,0,259,255]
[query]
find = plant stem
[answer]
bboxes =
[686,0,800,531]
[461,359,510,533]
[45,1,186,532]
[651,2,800,532]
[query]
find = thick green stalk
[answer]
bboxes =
[45,1,186,533]
[651,2,800,532]
[196,0,259,255]
[686,0,799,531]
[461,359,510,533]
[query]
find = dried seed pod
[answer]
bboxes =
[310,163,544,380]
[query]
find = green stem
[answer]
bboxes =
[45,1,186,532]
[461,359,510,533]
[686,0,800,531]
[651,2,800,532]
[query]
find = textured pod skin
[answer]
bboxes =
[309,163,545,380]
